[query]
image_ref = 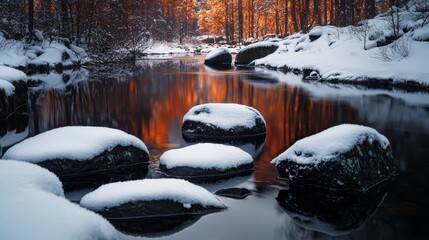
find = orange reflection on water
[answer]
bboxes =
[31,59,355,183]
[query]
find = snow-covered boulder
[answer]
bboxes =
[0,66,28,119]
[308,27,324,42]
[0,160,64,196]
[0,80,15,119]
[0,66,27,83]
[159,143,254,180]
[0,188,118,240]
[0,79,15,97]
[271,124,393,191]
[204,48,232,66]
[2,126,149,177]
[276,180,389,236]
[80,179,225,233]
[0,160,118,240]
[235,42,279,65]
[182,103,266,140]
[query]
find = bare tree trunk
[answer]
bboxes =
[291,0,299,32]
[28,0,34,37]
[284,0,289,35]
[238,0,243,44]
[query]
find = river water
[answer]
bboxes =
[20,55,429,239]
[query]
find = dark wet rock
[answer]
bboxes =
[272,124,394,191]
[60,163,149,191]
[204,48,232,66]
[159,163,254,182]
[215,188,252,199]
[38,145,149,177]
[235,42,279,65]
[182,103,266,140]
[97,200,223,220]
[276,179,390,236]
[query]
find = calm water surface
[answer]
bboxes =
[23,55,429,239]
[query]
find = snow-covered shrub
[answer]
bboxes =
[376,36,412,61]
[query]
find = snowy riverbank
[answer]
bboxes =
[254,2,429,89]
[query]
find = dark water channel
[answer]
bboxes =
[14,55,429,239]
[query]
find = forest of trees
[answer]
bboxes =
[0,0,408,53]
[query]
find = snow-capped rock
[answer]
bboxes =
[2,126,149,177]
[182,103,266,140]
[159,143,254,180]
[271,124,393,191]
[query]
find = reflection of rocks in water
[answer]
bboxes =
[204,64,232,71]
[184,134,266,158]
[28,69,89,90]
[0,112,29,156]
[242,73,279,87]
[112,214,202,237]
[61,163,149,191]
[276,180,390,236]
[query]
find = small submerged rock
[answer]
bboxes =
[2,126,150,177]
[182,103,266,140]
[271,124,394,191]
[204,48,232,66]
[215,187,252,199]
[80,179,225,233]
[235,42,279,65]
[159,143,254,181]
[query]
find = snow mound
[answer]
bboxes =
[183,103,265,130]
[0,160,63,196]
[80,179,226,211]
[0,160,118,240]
[160,143,253,170]
[0,188,118,240]
[271,124,390,165]
[3,126,148,163]
[205,48,230,61]
[0,79,15,96]
[0,66,27,82]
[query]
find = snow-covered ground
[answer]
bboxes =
[271,124,390,166]
[255,2,429,87]
[0,33,88,68]
[0,66,27,82]
[2,126,148,163]
[160,143,253,170]
[80,179,226,211]
[0,160,118,240]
